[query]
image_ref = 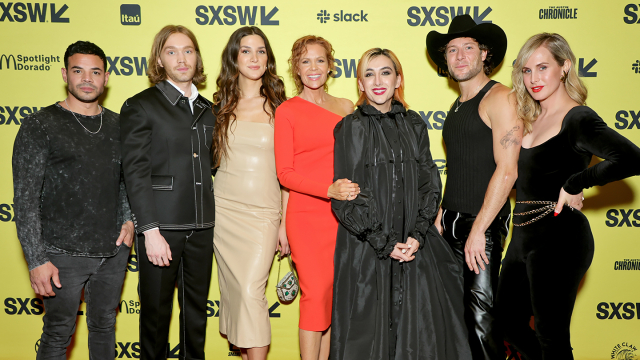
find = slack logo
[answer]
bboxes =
[120,4,140,25]
[317,9,368,23]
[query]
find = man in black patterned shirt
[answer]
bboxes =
[12,41,134,360]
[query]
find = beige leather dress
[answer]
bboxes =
[213,120,281,348]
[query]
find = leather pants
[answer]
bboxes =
[441,209,510,360]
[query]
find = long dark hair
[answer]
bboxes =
[212,26,286,167]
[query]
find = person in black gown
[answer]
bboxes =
[495,33,640,360]
[330,48,471,360]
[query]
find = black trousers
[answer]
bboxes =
[441,209,509,360]
[495,207,594,360]
[137,228,214,360]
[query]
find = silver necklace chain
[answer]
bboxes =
[64,99,102,134]
[454,81,487,113]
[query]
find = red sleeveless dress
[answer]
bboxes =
[274,96,341,331]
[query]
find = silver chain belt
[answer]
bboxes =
[513,201,557,227]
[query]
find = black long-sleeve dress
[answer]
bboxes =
[330,102,471,360]
[496,106,640,360]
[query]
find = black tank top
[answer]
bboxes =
[441,80,511,217]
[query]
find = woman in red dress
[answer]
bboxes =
[274,35,357,360]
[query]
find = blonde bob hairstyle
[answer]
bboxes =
[147,25,207,85]
[512,33,587,135]
[355,48,409,109]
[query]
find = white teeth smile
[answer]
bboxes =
[308,75,321,80]
[373,89,385,95]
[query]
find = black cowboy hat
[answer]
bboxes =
[426,14,507,73]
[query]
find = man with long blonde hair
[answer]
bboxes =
[120,25,216,360]
[426,15,522,360]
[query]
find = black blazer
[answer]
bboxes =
[120,81,215,234]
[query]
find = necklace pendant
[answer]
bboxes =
[455,108,458,112]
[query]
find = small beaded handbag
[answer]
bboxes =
[276,255,299,303]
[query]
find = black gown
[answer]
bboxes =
[496,106,640,360]
[330,102,471,360]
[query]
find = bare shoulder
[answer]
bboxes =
[338,97,355,115]
[484,83,513,105]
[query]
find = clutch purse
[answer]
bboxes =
[276,255,299,303]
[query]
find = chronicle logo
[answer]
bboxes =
[605,209,640,227]
[317,9,368,23]
[539,6,578,19]
[0,2,68,22]
[407,6,492,27]
[195,5,278,26]
[0,54,61,71]
[120,4,140,25]
[0,106,44,125]
[624,4,640,24]
[611,342,637,359]
[615,111,640,130]
[614,259,640,271]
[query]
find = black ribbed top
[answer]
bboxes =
[441,80,510,217]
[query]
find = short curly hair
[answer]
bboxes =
[288,35,335,94]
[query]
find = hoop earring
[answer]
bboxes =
[560,70,568,83]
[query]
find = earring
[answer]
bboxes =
[560,70,568,83]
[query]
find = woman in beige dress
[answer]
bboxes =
[212,26,288,360]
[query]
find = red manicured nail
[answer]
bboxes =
[554,211,559,217]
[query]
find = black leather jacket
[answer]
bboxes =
[121,81,216,234]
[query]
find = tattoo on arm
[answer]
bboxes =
[500,126,521,149]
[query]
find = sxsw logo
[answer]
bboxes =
[605,209,640,227]
[317,9,368,23]
[0,2,68,22]
[418,110,446,130]
[633,60,640,73]
[614,111,640,129]
[195,5,279,25]
[333,58,357,78]
[106,56,148,76]
[624,4,640,24]
[115,341,141,358]
[433,159,447,175]
[0,203,14,221]
[4,297,44,315]
[207,300,281,318]
[0,106,44,125]
[120,4,140,25]
[126,253,138,272]
[509,57,597,77]
[596,302,640,320]
[407,6,492,26]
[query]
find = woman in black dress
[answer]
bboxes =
[495,33,640,360]
[330,48,470,360]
